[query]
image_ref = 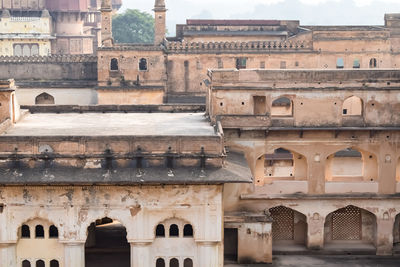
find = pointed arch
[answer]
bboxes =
[269,206,307,248]
[324,205,376,251]
[35,92,55,105]
[325,147,377,183]
[271,97,293,117]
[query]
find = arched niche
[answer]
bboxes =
[256,147,308,186]
[324,205,376,251]
[269,206,308,250]
[35,92,55,105]
[271,97,293,117]
[342,96,363,116]
[325,148,378,182]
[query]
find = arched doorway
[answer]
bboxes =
[85,217,130,267]
[324,205,376,253]
[269,206,308,252]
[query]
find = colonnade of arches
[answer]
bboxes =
[13,216,197,267]
[268,205,380,252]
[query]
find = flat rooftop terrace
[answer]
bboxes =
[1,113,216,137]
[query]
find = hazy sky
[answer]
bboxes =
[120,0,400,35]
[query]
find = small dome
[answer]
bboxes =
[155,0,165,8]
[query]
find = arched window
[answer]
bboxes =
[336,58,344,69]
[184,258,193,267]
[169,224,179,237]
[14,44,22,56]
[342,96,362,116]
[22,45,30,56]
[156,258,165,267]
[353,59,360,68]
[21,225,30,238]
[271,97,293,117]
[369,58,377,68]
[35,225,44,238]
[50,260,59,267]
[183,224,193,237]
[156,224,165,237]
[49,225,59,238]
[31,44,39,56]
[110,58,119,71]
[170,258,179,267]
[35,260,45,267]
[35,92,55,105]
[139,58,148,71]
[22,260,31,267]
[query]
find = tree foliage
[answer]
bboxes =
[112,9,154,44]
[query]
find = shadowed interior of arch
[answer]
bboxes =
[324,205,377,253]
[261,148,308,184]
[325,148,378,182]
[85,217,130,267]
[269,206,308,252]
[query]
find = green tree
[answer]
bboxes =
[112,9,154,43]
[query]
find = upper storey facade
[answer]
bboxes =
[97,0,400,104]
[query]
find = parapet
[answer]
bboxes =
[0,55,97,63]
[165,40,311,54]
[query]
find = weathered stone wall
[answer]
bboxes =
[0,185,224,267]
[0,55,97,81]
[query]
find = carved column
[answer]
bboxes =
[130,241,152,267]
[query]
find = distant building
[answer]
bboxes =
[0,0,122,56]
[0,9,53,56]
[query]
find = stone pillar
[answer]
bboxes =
[130,242,152,267]
[64,242,85,267]
[308,155,326,194]
[197,241,220,267]
[307,213,325,250]
[237,222,272,263]
[0,243,16,267]
[378,154,397,194]
[376,217,395,255]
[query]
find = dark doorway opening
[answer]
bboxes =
[85,218,130,267]
[224,228,238,263]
